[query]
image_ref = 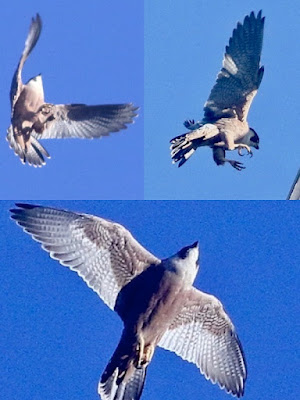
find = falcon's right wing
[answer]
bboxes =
[158,287,246,398]
[10,204,160,310]
[203,11,265,122]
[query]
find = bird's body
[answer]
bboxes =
[170,11,264,170]
[102,260,196,400]
[10,204,246,399]
[11,76,45,150]
[8,15,138,167]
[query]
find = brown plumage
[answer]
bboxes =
[8,14,138,167]
[11,204,247,399]
[170,11,264,170]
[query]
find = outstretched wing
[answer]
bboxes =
[10,204,160,310]
[10,14,42,111]
[158,287,246,398]
[204,11,265,122]
[33,103,139,139]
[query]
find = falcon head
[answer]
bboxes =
[249,128,260,150]
[166,241,199,285]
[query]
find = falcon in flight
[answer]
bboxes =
[170,11,265,170]
[7,14,138,167]
[11,204,247,399]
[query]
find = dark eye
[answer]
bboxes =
[178,246,190,259]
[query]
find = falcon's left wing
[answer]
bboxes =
[10,14,42,110]
[204,11,265,122]
[158,287,246,398]
[33,103,138,139]
[10,204,160,310]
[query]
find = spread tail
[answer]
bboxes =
[170,133,196,167]
[7,126,50,167]
[170,124,218,167]
[99,364,146,400]
[99,336,147,400]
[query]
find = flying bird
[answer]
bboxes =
[170,11,265,170]
[7,14,138,167]
[11,204,247,399]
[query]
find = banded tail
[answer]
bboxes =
[170,132,197,167]
[99,336,147,400]
[7,125,50,167]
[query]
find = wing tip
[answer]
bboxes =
[10,203,40,216]
[32,13,42,30]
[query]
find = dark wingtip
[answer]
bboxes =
[35,13,42,25]
[15,203,40,209]
[10,203,40,214]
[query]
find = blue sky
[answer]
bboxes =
[0,1,143,199]
[1,201,299,400]
[145,0,300,199]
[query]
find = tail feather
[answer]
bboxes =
[170,123,219,167]
[99,335,147,400]
[7,126,50,167]
[99,365,146,400]
[170,133,196,167]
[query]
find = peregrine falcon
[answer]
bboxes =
[170,11,265,170]
[7,14,138,167]
[11,204,247,399]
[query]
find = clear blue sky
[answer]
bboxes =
[145,0,300,199]
[1,201,299,400]
[0,0,143,199]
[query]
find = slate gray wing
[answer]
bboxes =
[287,168,300,200]
[204,11,265,122]
[158,287,246,398]
[10,204,160,310]
[10,14,42,110]
[33,103,138,139]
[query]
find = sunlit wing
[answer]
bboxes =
[159,287,246,398]
[10,204,160,310]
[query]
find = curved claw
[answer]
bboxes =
[229,160,246,171]
[238,146,253,157]
[238,148,245,157]
[183,119,195,129]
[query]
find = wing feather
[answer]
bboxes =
[10,14,42,110]
[10,204,160,310]
[204,11,265,122]
[32,103,138,139]
[158,287,246,398]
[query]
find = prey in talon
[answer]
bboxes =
[170,11,264,171]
